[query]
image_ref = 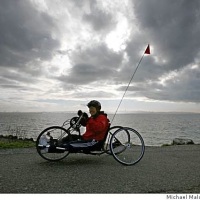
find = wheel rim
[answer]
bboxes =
[36,126,70,161]
[110,127,145,165]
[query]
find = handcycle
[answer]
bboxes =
[36,111,145,166]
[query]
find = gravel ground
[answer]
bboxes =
[0,145,200,193]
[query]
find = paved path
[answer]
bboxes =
[0,145,200,193]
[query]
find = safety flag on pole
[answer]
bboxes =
[144,44,150,54]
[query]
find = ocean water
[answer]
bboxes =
[0,112,200,146]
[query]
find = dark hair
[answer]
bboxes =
[87,100,101,110]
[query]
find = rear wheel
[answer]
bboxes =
[36,126,70,161]
[110,127,145,166]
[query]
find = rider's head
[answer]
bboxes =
[87,100,101,116]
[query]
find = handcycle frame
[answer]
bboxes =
[36,113,145,166]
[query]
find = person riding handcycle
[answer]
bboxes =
[37,100,145,165]
[58,100,110,152]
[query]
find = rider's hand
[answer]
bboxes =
[83,112,88,119]
[77,110,83,116]
[80,112,88,127]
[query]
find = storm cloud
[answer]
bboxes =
[0,0,199,112]
[0,0,60,69]
[133,0,200,70]
[58,43,123,85]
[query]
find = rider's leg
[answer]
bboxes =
[61,134,82,144]
[68,139,102,152]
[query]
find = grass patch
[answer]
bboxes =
[0,139,35,149]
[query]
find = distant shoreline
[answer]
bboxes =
[0,111,200,114]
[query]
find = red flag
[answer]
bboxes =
[144,44,150,54]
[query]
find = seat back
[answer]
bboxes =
[95,123,111,150]
[102,123,111,143]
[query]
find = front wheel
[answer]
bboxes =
[36,126,70,161]
[110,127,145,166]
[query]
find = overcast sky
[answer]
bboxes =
[0,0,200,113]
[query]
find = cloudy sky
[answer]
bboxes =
[0,0,200,113]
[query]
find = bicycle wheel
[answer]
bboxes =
[36,126,70,161]
[110,127,145,166]
[103,126,123,154]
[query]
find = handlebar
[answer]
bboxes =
[73,112,83,127]
[62,110,87,131]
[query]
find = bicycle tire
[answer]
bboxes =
[110,127,145,166]
[36,126,70,161]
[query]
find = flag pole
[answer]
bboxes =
[111,45,150,124]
